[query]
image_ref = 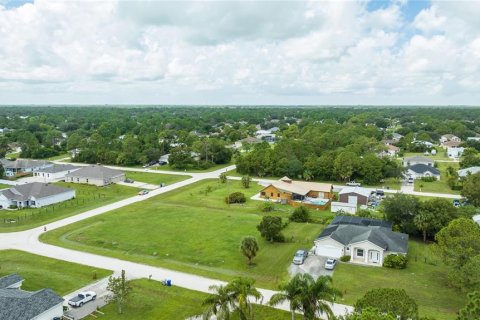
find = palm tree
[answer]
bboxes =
[202,284,234,320]
[302,275,342,320]
[240,236,259,265]
[226,277,263,320]
[269,273,305,320]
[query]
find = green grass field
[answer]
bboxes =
[333,241,465,320]
[0,182,138,232]
[124,171,189,186]
[404,150,453,161]
[99,279,295,320]
[150,161,232,173]
[41,179,328,289]
[0,250,111,295]
[414,162,461,195]
[0,183,11,189]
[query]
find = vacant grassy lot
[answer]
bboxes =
[150,161,232,173]
[100,279,295,320]
[404,150,453,161]
[0,250,111,295]
[333,241,465,320]
[414,162,461,195]
[124,171,189,186]
[0,182,138,232]
[42,179,329,289]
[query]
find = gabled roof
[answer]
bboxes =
[36,164,80,174]
[0,159,52,170]
[263,177,332,195]
[407,164,440,175]
[458,166,480,177]
[403,156,434,164]
[443,140,461,147]
[338,186,372,198]
[65,165,124,180]
[0,183,73,202]
[330,216,393,228]
[0,274,23,289]
[0,288,63,320]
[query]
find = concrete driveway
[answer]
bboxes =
[289,255,334,279]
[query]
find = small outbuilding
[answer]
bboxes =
[338,186,372,206]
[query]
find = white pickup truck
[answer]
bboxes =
[346,181,361,186]
[68,291,96,307]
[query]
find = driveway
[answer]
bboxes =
[289,255,334,279]
[63,277,112,320]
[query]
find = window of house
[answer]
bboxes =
[356,249,364,257]
[271,192,274,197]
[77,178,79,182]
[86,179,89,183]
[261,192,266,196]
[277,193,280,197]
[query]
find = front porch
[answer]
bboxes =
[350,247,383,266]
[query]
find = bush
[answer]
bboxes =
[383,254,408,269]
[289,206,310,222]
[219,172,227,183]
[225,192,246,204]
[421,176,437,182]
[241,175,251,189]
[340,255,351,262]
[259,201,275,212]
[257,216,285,243]
[9,204,18,209]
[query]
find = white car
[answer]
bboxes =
[324,258,337,270]
[346,181,361,186]
[68,291,96,307]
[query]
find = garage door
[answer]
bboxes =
[315,245,343,258]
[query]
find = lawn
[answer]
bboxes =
[333,241,465,320]
[0,250,111,295]
[124,171,189,186]
[414,162,461,195]
[99,279,295,320]
[404,150,453,162]
[150,161,232,173]
[41,179,329,289]
[0,182,138,232]
[0,183,11,189]
[45,153,71,160]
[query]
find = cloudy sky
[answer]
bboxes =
[0,0,479,105]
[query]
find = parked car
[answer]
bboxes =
[124,178,134,183]
[138,190,149,195]
[148,161,158,166]
[407,177,414,184]
[324,258,337,270]
[375,190,385,199]
[346,181,361,186]
[68,291,96,307]
[292,250,308,265]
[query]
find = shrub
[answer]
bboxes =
[241,175,251,189]
[357,209,373,218]
[340,255,351,262]
[289,206,310,222]
[383,254,408,269]
[259,201,275,212]
[257,216,285,243]
[219,172,227,183]
[9,204,18,209]
[421,176,437,182]
[225,192,246,204]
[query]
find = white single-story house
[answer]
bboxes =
[458,166,480,178]
[402,156,434,167]
[232,137,263,150]
[65,165,125,186]
[447,147,465,159]
[406,164,440,180]
[0,274,64,320]
[331,202,357,215]
[314,216,409,266]
[391,133,403,142]
[0,159,53,177]
[33,164,81,182]
[467,136,480,142]
[0,182,75,209]
[159,154,170,164]
[440,134,461,143]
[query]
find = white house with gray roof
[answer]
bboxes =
[0,182,75,209]
[0,274,64,320]
[0,159,53,177]
[458,166,480,178]
[65,165,125,186]
[402,156,434,167]
[33,164,81,182]
[314,216,409,267]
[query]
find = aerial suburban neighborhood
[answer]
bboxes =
[1,1,480,320]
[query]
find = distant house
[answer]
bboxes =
[414,140,434,148]
[442,140,461,148]
[65,165,125,186]
[447,147,465,159]
[338,187,372,206]
[391,133,403,142]
[385,144,400,157]
[33,164,81,182]
[0,182,75,209]
[467,136,480,142]
[314,216,409,266]
[0,159,53,177]
[255,129,276,142]
[457,166,480,178]
[402,156,434,167]
[0,274,64,320]
[440,134,461,143]
[259,177,333,208]
[159,154,170,165]
[233,137,263,150]
[406,164,440,180]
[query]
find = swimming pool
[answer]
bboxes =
[308,199,329,206]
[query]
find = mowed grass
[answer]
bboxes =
[414,162,461,195]
[0,250,111,295]
[124,171,189,186]
[150,161,232,173]
[333,241,465,320]
[41,179,327,289]
[99,279,295,320]
[0,182,138,232]
[0,183,11,189]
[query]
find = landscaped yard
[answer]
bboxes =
[0,250,111,295]
[414,162,461,195]
[41,179,330,289]
[333,241,465,320]
[99,279,295,320]
[0,182,138,232]
[124,171,189,186]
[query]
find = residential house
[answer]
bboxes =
[0,274,64,320]
[402,156,434,167]
[406,164,440,180]
[314,216,409,266]
[65,165,125,186]
[255,129,276,142]
[338,187,372,206]
[391,133,403,142]
[33,164,80,182]
[382,144,400,157]
[467,136,480,142]
[259,177,333,209]
[0,159,53,177]
[440,134,461,143]
[442,140,462,148]
[159,154,170,165]
[457,166,480,178]
[413,140,435,148]
[0,182,75,209]
[232,137,263,150]
[447,146,465,159]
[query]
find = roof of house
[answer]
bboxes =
[330,216,393,228]
[443,140,461,147]
[458,166,480,177]
[403,156,434,164]
[407,163,440,175]
[263,177,332,195]
[338,186,372,198]
[0,287,63,320]
[0,182,74,202]
[65,165,124,180]
[441,134,459,139]
[0,159,52,170]
[317,217,408,253]
[386,144,400,151]
[36,164,80,174]
[0,274,23,289]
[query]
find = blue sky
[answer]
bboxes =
[0,0,479,105]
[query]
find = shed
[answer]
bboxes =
[338,187,372,205]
